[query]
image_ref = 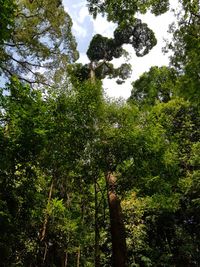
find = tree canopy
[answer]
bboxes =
[165,0,200,103]
[0,0,200,266]
[0,0,78,86]
[87,0,170,22]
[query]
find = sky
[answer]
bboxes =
[63,0,178,99]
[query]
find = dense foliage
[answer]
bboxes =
[0,0,16,42]
[0,0,199,266]
[0,0,78,86]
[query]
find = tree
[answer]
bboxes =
[1,0,200,266]
[118,97,200,266]
[165,0,200,103]
[0,0,78,86]
[0,78,49,266]
[66,13,159,265]
[85,99,142,267]
[129,66,178,107]
[85,18,157,84]
[0,76,105,266]
[79,1,171,265]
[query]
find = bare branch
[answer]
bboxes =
[7,54,46,69]
[1,42,25,47]
[93,60,106,70]
[15,12,39,19]
[0,64,51,87]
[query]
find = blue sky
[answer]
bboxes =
[63,0,178,99]
[63,0,94,54]
[63,0,116,58]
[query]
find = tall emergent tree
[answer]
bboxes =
[83,1,172,266]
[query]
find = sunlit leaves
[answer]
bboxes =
[87,0,170,23]
[166,0,200,103]
[129,66,178,107]
[0,0,78,86]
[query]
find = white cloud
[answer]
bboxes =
[72,1,85,9]
[77,53,89,64]
[63,0,89,38]
[92,15,116,37]
[79,6,90,23]
[103,78,132,99]
[72,20,87,38]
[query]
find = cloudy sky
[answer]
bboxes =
[63,0,178,99]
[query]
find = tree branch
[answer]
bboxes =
[0,64,51,87]
[1,42,25,47]
[7,54,46,69]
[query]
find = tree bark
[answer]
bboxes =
[40,179,54,242]
[77,247,80,267]
[64,252,68,267]
[89,62,96,83]
[94,179,101,267]
[105,172,127,267]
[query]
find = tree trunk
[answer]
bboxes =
[40,179,54,242]
[64,252,68,267]
[105,172,127,267]
[77,247,80,267]
[90,67,96,83]
[94,179,100,267]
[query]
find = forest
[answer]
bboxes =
[0,0,199,266]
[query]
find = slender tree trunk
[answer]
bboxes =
[88,60,127,265]
[94,179,100,267]
[89,62,96,83]
[105,172,127,267]
[90,69,96,83]
[64,252,68,267]
[77,247,80,267]
[43,242,48,263]
[40,179,54,241]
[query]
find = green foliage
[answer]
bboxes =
[87,0,170,23]
[87,20,157,59]
[0,0,200,266]
[0,0,78,86]
[86,19,156,84]
[165,0,200,103]
[0,79,49,266]
[118,97,200,266]
[114,19,157,57]
[87,34,124,61]
[129,66,178,106]
[0,76,106,266]
[0,0,16,42]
